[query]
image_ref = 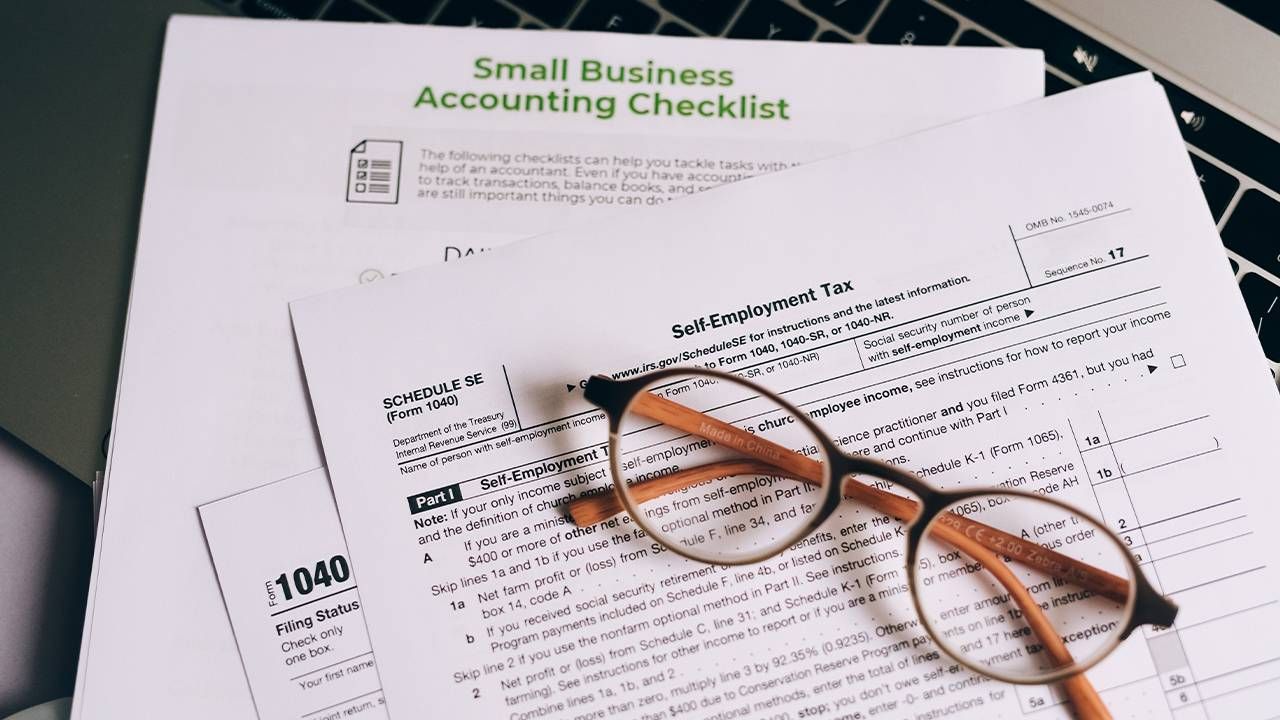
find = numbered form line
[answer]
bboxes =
[1142,530,1252,565]
[1125,506,1248,564]
[1145,513,1248,546]
[1079,415,1211,450]
[1021,664,1159,715]
[1131,498,1241,534]
[1091,447,1223,486]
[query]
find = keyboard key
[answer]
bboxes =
[435,0,519,27]
[657,21,697,35]
[1157,79,1280,192]
[1239,273,1280,362]
[571,0,660,32]
[241,0,325,18]
[1222,190,1280,278]
[934,0,1140,81]
[955,29,998,46]
[816,30,851,42]
[1188,154,1239,222]
[366,0,439,22]
[1045,71,1073,95]
[867,0,957,45]
[507,0,580,26]
[322,0,384,20]
[728,0,817,41]
[659,0,742,35]
[800,0,882,35]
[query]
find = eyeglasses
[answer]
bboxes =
[567,368,1178,720]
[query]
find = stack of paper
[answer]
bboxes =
[293,73,1280,718]
[75,16,1045,720]
[73,13,1280,720]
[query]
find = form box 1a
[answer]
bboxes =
[408,482,463,515]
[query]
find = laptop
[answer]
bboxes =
[1,0,1277,487]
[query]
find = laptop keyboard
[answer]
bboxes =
[223,0,1280,377]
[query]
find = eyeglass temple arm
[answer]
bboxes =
[942,520,1110,720]
[572,392,1130,603]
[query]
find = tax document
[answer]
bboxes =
[294,74,1280,719]
[73,15,1043,718]
[200,470,385,720]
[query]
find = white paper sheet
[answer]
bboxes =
[292,74,1280,718]
[200,469,384,720]
[73,15,1043,718]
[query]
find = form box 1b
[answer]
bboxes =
[407,482,463,514]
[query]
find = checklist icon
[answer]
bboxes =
[347,139,402,204]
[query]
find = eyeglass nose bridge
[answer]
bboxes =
[834,454,948,520]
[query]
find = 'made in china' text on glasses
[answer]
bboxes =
[567,368,1178,720]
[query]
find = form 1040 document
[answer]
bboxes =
[293,74,1280,718]
[200,470,386,720]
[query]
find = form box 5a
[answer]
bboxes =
[408,482,463,514]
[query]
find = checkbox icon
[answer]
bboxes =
[1171,354,1186,368]
[347,139,402,204]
